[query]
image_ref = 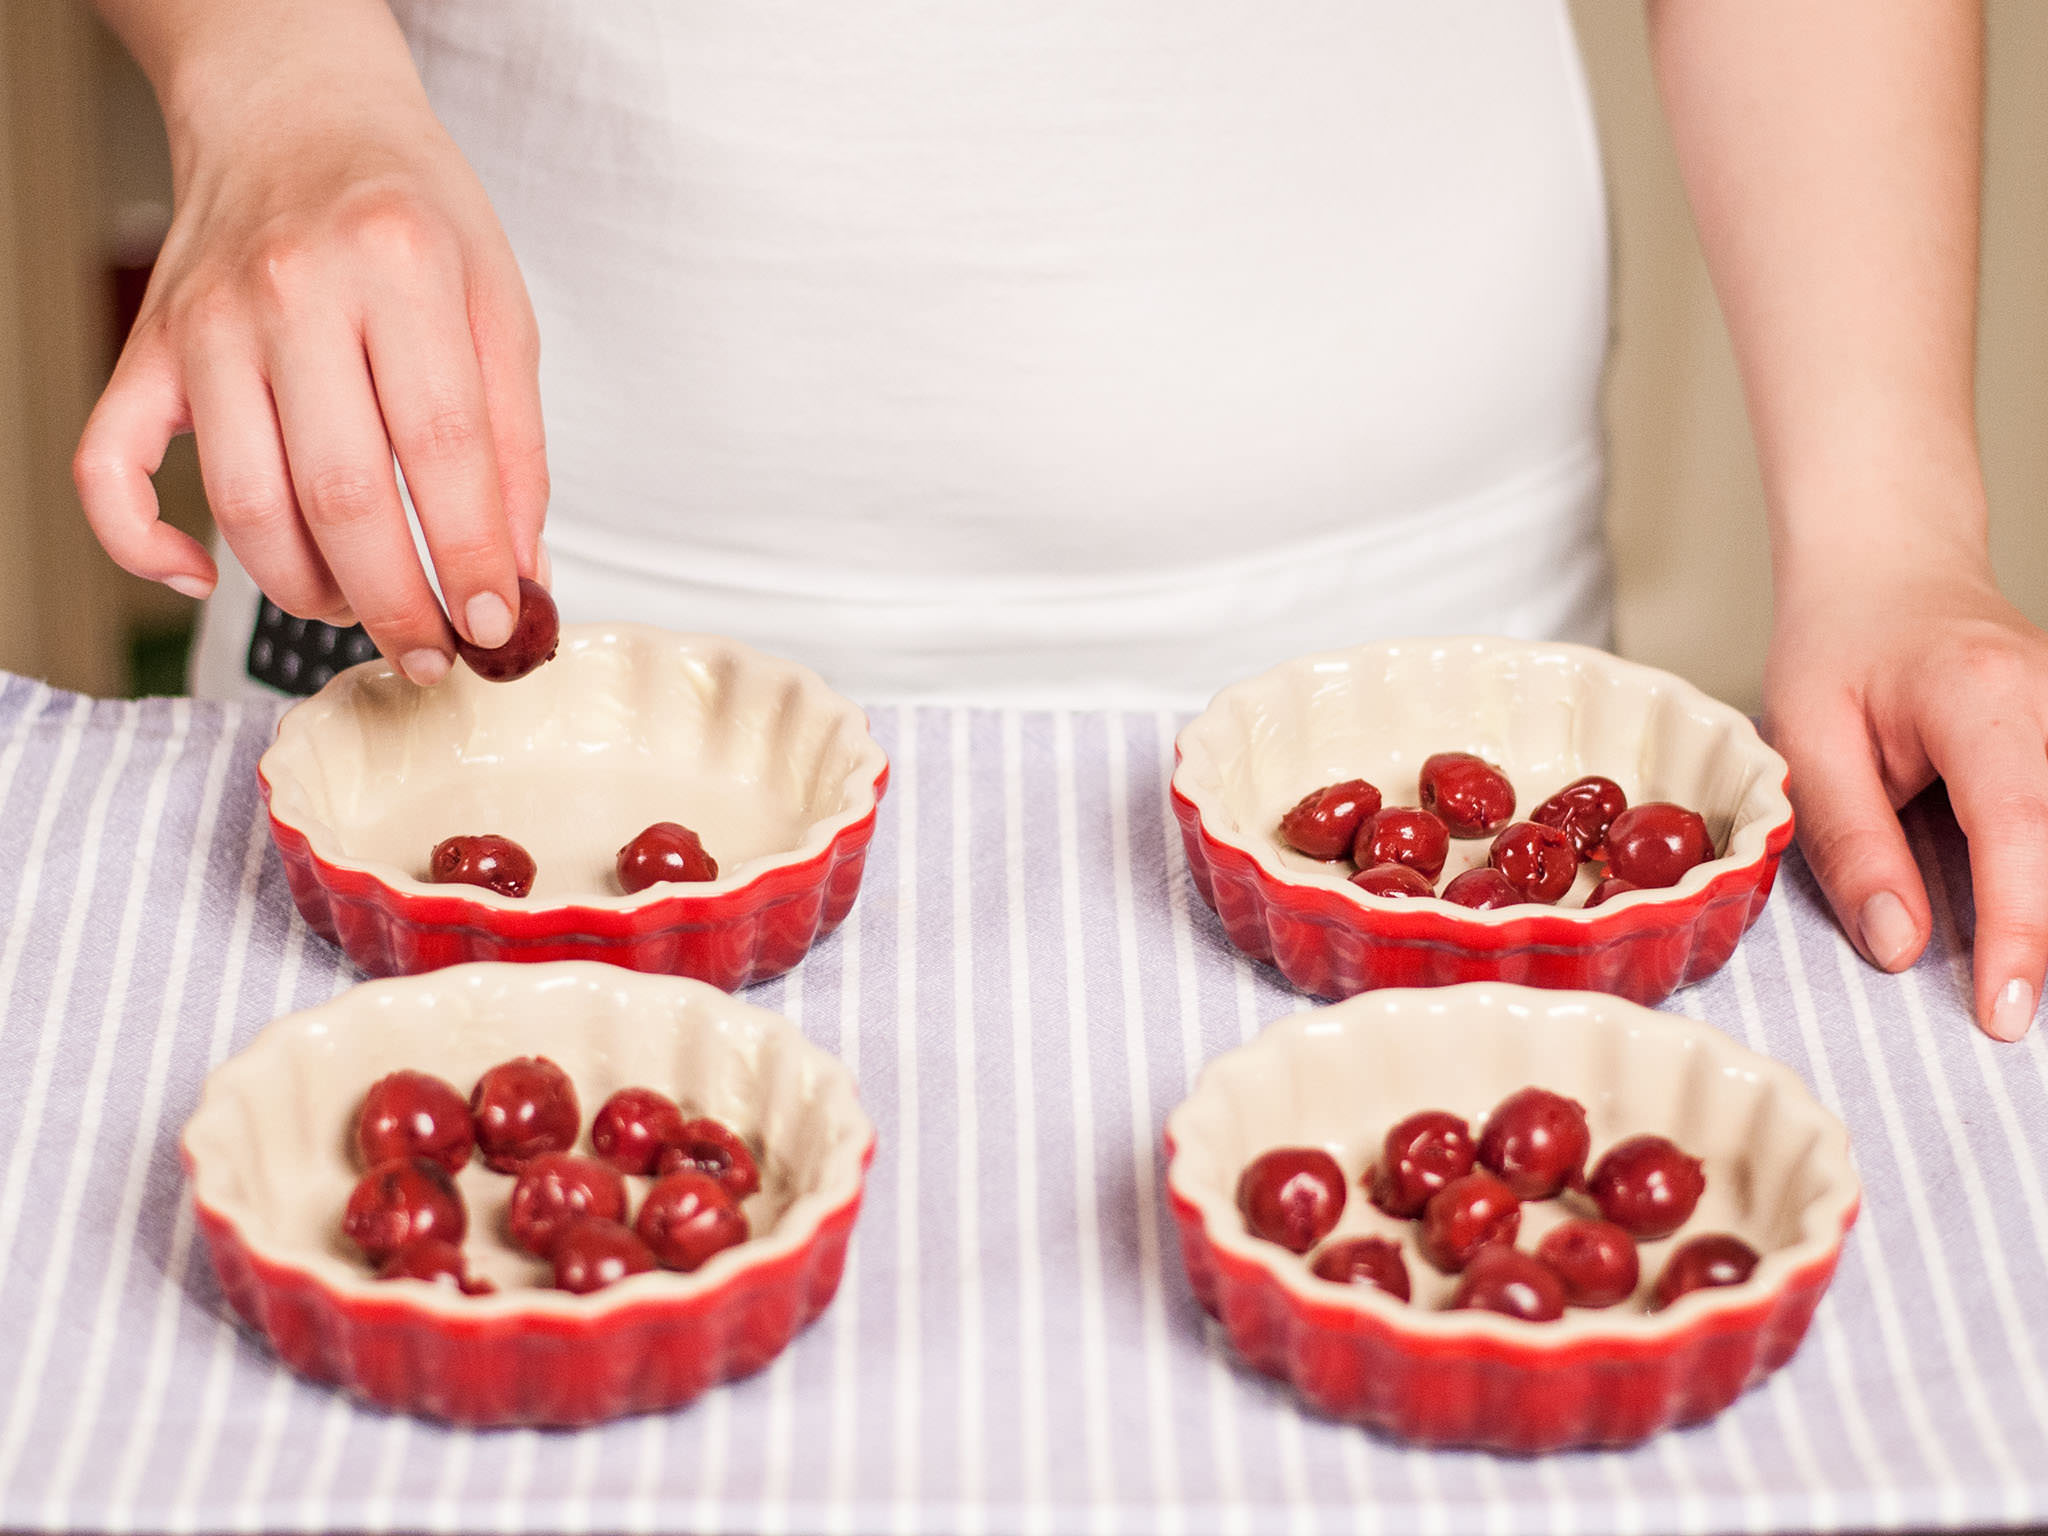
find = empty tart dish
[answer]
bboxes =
[182,962,876,1427]
[1164,982,1858,1453]
[259,625,890,985]
[1171,637,1795,1004]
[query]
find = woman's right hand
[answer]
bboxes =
[76,0,548,684]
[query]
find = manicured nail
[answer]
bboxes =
[536,544,553,589]
[165,573,215,601]
[400,648,451,687]
[1990,979,2037,1043]
[1858,891,1917,970]
[465,592,514,650]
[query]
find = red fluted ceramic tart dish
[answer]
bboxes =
[181,962,876,1427]
[258,625,889,985]
[1164,983,1858,1453]
[1171,638,1795,1004]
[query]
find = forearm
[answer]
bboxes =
[1646,0,1987,585]
[92,0,425,185]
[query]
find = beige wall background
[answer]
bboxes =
[0,4,2043,705]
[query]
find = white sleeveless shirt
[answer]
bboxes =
[193,3,1611,706]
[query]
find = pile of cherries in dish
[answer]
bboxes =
[1234,1087,1759,1321]
[427,822,718,899]
[1277,754,1715,910]
[342,1060,760,1296]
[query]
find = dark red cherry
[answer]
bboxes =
[343,1156,467,1264]
[1278,779,1383,861]
[1588,1135,1706,1239]
[1353,808,1449,881]
[1585,876,1639,909]
[1603,803,1714,889]
[429,834,536,898]
[654,1117,761,1202]
[1350,862,1435,900]
[1439,867,1520,910]
[506,1152,628,1257]
[1487,821,1578,904]
[376,1237,494,1295]
[637,1170,750,1272]
[1531,776,1629,860]
[616,822,718,893]
[455,576,559,683]
[1419,1170,1521,1273]
[1450,1246,1566,1322]
[1367,1110,1476,1218]
[1308,1236,1411,1301]
[356,1070,474,1172]
[1652,1233,1761,1309]
[1235,1147,1347,1253]
[1535,1218,1640,1308]
[1477,1087,1591,1199]
[1418,752,1516,839]
[552,1218,660,1294]
[591,1086,690,1176]
[469,1056,580,1174]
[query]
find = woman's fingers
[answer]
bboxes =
[71,326,218,597]
[362,243,522,648]
[1927,685,2048,1042]
[468,254,549,581]
[184,329,346,621]
[1774,695,1931,973]
[266,316,455,685]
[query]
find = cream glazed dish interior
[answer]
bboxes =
[1166,983,1860,1335]
[183,962,875,1311]
[259,624,888,908]
[1174,636,1793,917]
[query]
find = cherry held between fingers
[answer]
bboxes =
[1278,779,1383,860]
[469,1056,581,1174]
[356,1069,474,1172]
[507,1152,629,1257]
[455,577,559,683]
[1418,752,1516,839]
[1652,1233,1760,1308]
[552,1218,660,1294]
[1309,1236,1412,1301]
[654,1117,762,1202]
[1350,862,1435,900]
[429,834,537,898]
[1368,1110,1476,1218]
[1440,867,1520,909]
[616,822,719,893]
[1450,1245,1566,1321]
[1419,1169,1521,1273]
[1588,1135,1706,1239]
[1236,1147,1347,1253]
[1603,803,1713,889]
[1354,808,1449,881]
[592,1086,690,1176]
[1532,776,1628,859]
[343,1156,467,1264]
[1535,1218,1640,1308]
[637,1169,751,1271]
[1488,821,1577,904]
[1477,1086,1591,1199]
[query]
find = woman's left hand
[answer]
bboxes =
[1764,541,2048,1041]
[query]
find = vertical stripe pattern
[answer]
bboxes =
[1,686,2046,1534]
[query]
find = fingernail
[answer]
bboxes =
[535,544,553,589]
[1990,979,2037,1043]
[400,648,451,687]
[1858,891,1917,970]
[165,574,215,601]
[465,592,514,650]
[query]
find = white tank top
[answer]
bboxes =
[193,3,1611,707]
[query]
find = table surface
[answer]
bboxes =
[3,673,2048,1536]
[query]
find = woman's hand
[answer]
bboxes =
[75,0,547,685]
[1765,536,2048,1041]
